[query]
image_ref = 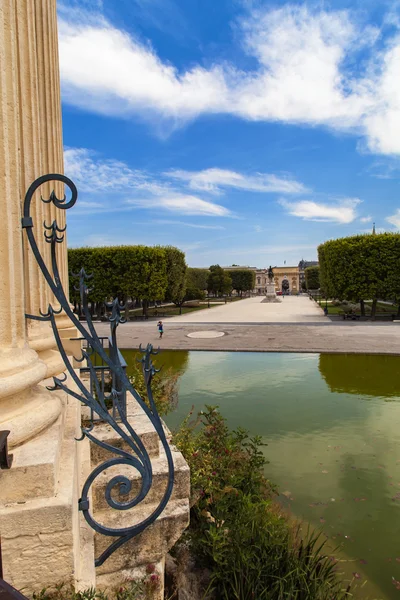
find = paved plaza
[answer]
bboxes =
[93,296,400,355]
[168,295,327,324]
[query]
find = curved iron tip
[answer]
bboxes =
[74,353,86,363]
[75,422,94,441]
[47,372,67,390]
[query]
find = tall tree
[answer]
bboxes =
[184,268,208,302]
[305,266,320,290]
[230,269,256,296]
[162,246,187,303]
[208,265,232,297]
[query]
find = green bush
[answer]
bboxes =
[173,407,351,600]
[305,266,320,290]
[30,580,150,600]
[318,233,400,319]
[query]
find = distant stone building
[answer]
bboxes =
[298,260,319,289]
[254,266,300,295]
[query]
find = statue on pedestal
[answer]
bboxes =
[262,265,281,303]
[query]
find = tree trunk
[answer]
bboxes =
[360,300,365,317]
[396,302,400,319]
[179,304,182,315]
[124,298,131,321]
[371,298,377,321]
[142,300,148,318]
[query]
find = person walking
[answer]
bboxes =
[158,320,164,339]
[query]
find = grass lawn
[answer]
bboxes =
[206,296,245,303]
[146,305,208,317]
[316,299,398,317]
[128,301,235,318]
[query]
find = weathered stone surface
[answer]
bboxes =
[90,417,160,466]
[94,498,190,575]
[92,446,190,511]
[96,558,165,600]
[0,409,64,503]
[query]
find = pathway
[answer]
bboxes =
[168,295,327,324]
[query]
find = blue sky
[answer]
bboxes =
[60,0,400,267]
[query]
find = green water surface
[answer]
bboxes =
[122,350,400,599]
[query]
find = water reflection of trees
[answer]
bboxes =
[122,349,189,377]
[319,354,400,398]
[334,452,400,599]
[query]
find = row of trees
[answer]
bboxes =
[68,245,187,317]
[318,233,400,319]
[305,266,320,290]
[68,248,258,317]
[207,266,255,297]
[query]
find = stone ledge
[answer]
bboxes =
[94,498,189,575]
[0,403,64,503]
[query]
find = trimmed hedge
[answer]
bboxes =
[318,233,400,318]
[305,265,320,290]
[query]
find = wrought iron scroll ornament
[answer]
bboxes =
[21,174,174,566]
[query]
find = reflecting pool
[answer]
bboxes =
[122,350,400,600]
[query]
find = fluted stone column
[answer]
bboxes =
[16,0,66,379]
[35,0,72,333]
[0,4,93,591]
[0,0,61,449]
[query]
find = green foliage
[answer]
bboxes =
[319,233,400,318]
[182,268,208,302]
[229,270,255,296]
[305,265,320,290]
[173,407,351,600]
[162,246,187,303]
[31,580,147,600]
[207,265,232,296]
[68,245,170,315]
[128,363,180,416]
[187,268,209,291]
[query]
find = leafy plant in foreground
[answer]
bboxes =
[172,406,352,600]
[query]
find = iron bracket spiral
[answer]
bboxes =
[21,174,174,567]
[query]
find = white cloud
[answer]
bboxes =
[64,147,148,192]
[151,219,225,229]
[64,147,231,217]
[387,209,400,229]
[360,215,372,223]
[125,194,230,216]
[58,4,400,155]
[58,17,228,123]
[279,198,361,223]
[166,168,307,194]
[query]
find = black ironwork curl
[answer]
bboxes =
[22,174,174,567]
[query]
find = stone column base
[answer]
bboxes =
[0,379,95,593]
